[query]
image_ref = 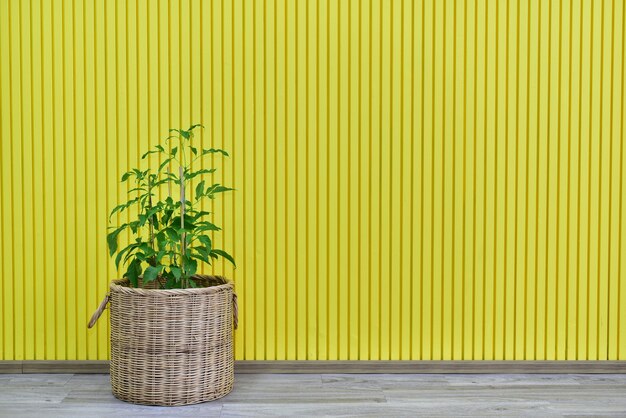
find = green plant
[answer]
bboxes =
[107,124,235,289]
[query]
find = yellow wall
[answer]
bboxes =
[1,0,625,361]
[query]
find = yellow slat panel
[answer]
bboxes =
[431,0,444,361]
[400,0,415,361]
[567,0,582,360]
[578,0,592,361]
[608,0,624,362]
[0,0,625,361]
[483,0,496,361]
[20,0,35,361]
[473,0,486,360]
[0,0,12,361]
[365,0,379,361]
[412,0,424,361]
[11,0,25,360]
[421,0,434,361]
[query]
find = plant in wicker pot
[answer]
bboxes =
[88,124,238,406]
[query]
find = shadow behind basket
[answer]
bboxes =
[109,275,235,406]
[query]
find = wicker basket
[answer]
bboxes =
[89,274,238,406]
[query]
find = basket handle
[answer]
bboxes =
[88,294,110,329]
[233,292,239,330]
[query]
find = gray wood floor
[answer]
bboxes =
[1,373,625,417]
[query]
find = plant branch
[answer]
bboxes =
[147,177,156,266]
[179,165,186,288]
[107,125,235,290]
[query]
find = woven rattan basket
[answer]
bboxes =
[89,274,238,406]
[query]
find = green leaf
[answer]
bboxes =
[140,245,156,257]
[188,123,204,131]
[134,251,147,262]
[195,223,221,233]
[107,224,127,256]
[155,231,167,250]
[190,146,198,156]
[195,180,205,201]
[170,128,190,140]
[163,227,179,242]
[124,259,142,288]
[170,215,196,230]
[114,242,140,269]
[177,227,193,235]
[211,249,236,268]
[129,220,140,234]
[197,235,212,252]
[189,210,211,221]
[191,251,209,264]
[191,253,211,264]
[152,214,161,229]
[141,149,160,159]
[155,249,167,263]
[151,178,171,188]
[165,276,179,288]
[201,148,229,157]
[171,147,178,157]
[158,157,172,172]
[162,171,178,181]
[145,205,162,221]
[193,244,211,260]
[161,208,174,225]
[108,203,126,221]
[138,206,161,227]
[183,257,198,277]
[122,242,138,264]
[170,266,182,280]
[143,265,163,283]
[184,168,216,180]
[205,184,234,198]
[212,185,235,194]
[114,248,129,269]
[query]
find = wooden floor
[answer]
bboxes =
[1,373,625,417]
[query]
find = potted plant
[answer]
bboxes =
[88,124,238,406]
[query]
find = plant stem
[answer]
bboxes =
[167,167,176,270]
[167,167,172,197]
[179,165,186,288]
[147,177,156,265]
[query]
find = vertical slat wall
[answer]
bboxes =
[0,0,625,361]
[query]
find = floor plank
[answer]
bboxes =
[0,373,624,417]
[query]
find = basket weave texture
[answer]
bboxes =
[109,274,235,406]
